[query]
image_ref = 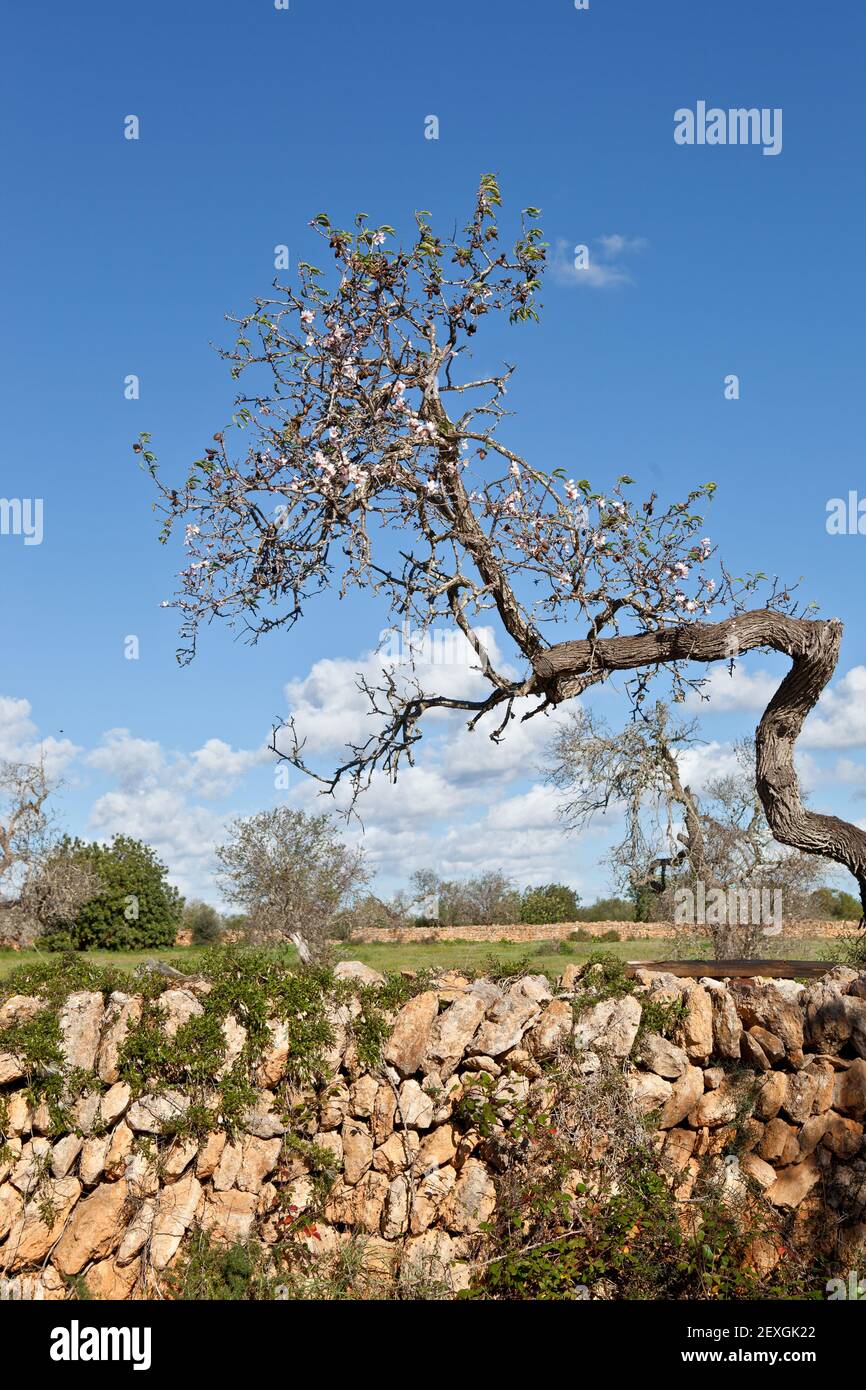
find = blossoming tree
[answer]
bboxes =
[138,176,866,915]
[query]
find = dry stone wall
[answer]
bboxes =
[1,957,865,1300]
[347,919,855,944]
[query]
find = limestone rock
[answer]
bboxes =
[85,1255,141,1301]
[527,999,574,1058]
[416,1125,457,1174]
[384,992,440,1076]
[99,1082,131,1128]
[0,1052,24,1085]
[162,1137,199,1181]
[758,1118,800,1166]
[0,1177,80,1270]
[765,1156,820,1208]
[53,1179,129,1274]
[324,1170,389,1232]
[679,983,714,1065]
[96,993,142,1083]
[257,1018,290,1087]
[401,1228,469,1294]
[104,1122,134,1179]
[350,1073,379,1119]
[443,1157,496,1234]
[10,1138,52,1197]
[573,995,641,1060]
[333,960,385,987]
[381,1173,411,1239]
[58,991,104,1072]
[659,1065,704,1129]
[662,1127,696,1172]
[749,1026,785,1064]
[373,1131,420,1177]
[51,1134,83,1180]
[688,1079,740,1129]
[0,1183,24,1241]
[398,1080,435,1130]
[410,1164,456,1235]
[629,1072,673,1116]
[471,986,542,1058]
[822,1114,864,1160]
[741,1153,778,1189]
[711,989,743,1059]
[371,1083,397,1145]
[196,1131,227,1180]
[636,1032,689,1079]
[116,1198,156,1265]
[0,995,45,1030]
[200,1189,259,1244]
[158,988,204,1038]
[342,1119,374,1185]
[217,1015,248,1077]
[740,1032,771,1071]
[834,1059,866,1119]
[782,1072,819,1125]
[755,1071,788,1120]
[126,1090,190,1134]
[732,983,804,1053]
[79,1135,111,1187]
[150,1174,203,1269]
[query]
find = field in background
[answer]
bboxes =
[0,935,842,983]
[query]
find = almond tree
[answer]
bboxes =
[139,176,866,917]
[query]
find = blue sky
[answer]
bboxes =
[2,0,865,906]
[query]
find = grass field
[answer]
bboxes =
[0,935,842,983]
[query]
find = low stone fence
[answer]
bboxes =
[1,953,866,1299]
[346,919,857,944]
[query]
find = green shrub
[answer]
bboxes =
[573,897,635,923]
[182,899,223,945]
[520,884,580,925]
[40,836,182,951]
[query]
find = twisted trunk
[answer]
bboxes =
[533,610,866,912]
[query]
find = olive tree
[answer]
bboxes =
[139,176,866,917]
[215,808,368,961]
[0,759,97,946]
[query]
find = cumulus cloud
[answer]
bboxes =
[801,666,866,750]
[685,665,779,714]
[0,694,81,775]
[551,234,646,289]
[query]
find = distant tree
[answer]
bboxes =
[808,886,862,921]
[547,702,822,957]
[0,760,98,947]
[520,883,580,924]
[394,869,521,927]
[41,835,183,951]
[182,899,224,945]
[574,896,636,923]
[215,808,368,961]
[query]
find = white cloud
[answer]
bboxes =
[551,235,646,289]
[802,666,866,750]
[0,694,81,775]
[686,665,779,713]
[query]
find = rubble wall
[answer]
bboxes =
[1,956,865,1300]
